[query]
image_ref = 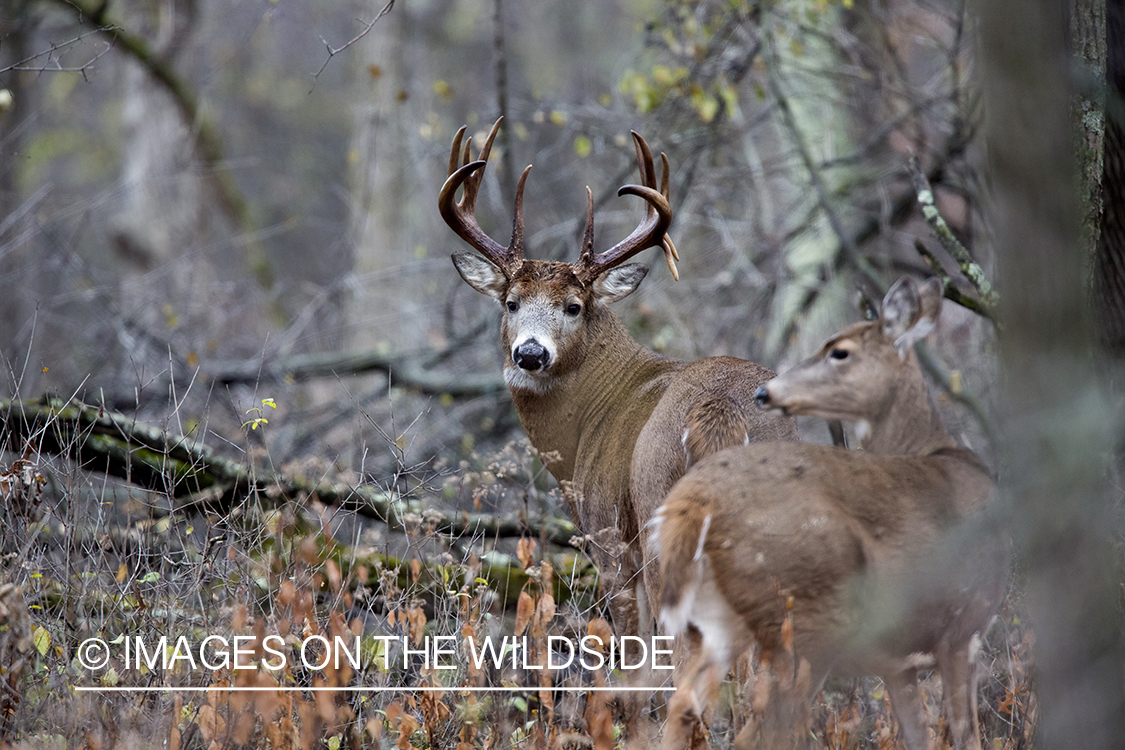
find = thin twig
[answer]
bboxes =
[0,27,115,77]
[311,1,395,84]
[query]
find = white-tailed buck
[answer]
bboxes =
[656,277,1006,750]
[439,118,799,638]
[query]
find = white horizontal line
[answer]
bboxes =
[74,685,675,693]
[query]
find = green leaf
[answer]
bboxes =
[33,626,50,657]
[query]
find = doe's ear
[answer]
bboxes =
[880,276,943,355]
[593,263,648,304]
[452,253,507,300]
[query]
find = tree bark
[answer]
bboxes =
[978,0,1125,746]
[1095,0,1125,348]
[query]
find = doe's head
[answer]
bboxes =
[439,118,678,390]
[754,276,944,426]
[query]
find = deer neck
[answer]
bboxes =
[510,308,672,482]
[862,351,955,456]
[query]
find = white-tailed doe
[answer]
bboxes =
[439,118,799,638]
[656,277,1006,750]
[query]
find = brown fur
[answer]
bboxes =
[658,277,1007,750]
[683,395,751,470]
[504,294,798,634]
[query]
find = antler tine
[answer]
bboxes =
[448,126,466,178]
[659,152,670,200]
[510,164,532,257]
[573,132,674,284]
[633,130,656,187]
[581,187,595,256]
[437,117,525,275]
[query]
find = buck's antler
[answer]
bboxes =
[438,117,530,277]
[572,132,678,283]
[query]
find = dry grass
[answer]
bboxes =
[0,395,1034,750]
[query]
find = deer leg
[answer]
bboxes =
[662,645,724,750]
[734,653,816,750]
[936,637,983,750]
[884,668,932,750]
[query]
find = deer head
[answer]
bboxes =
[754,276,946,451]
[439,117,678,393]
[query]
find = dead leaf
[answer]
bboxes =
[532,593,555,637]
[516,538,536,570]
[586,618,613,653]
[407,606,427,644]
[514,591,535,636]
[196,705,226,744]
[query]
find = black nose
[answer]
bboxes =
[514,340,549,371]
[754,386,771,409]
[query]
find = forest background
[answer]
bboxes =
[0,0,1121,748]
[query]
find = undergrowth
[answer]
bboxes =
[0,394,1035,749]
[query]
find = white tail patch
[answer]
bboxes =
[693,514,712,562]
[660,557,749,672]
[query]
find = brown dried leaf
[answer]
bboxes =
[586,618,613,653]
[539,560,554,591]
[410,558,422,584]
[532,593,556,638]
[395,713,420,750]
[514,591,535,636]
[516,538,536,570]
[196,705,226,744]
[325,559,342,593]
[407,606,427,645]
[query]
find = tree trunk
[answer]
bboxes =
[1094,0,1125,348]
[978,0,1125,746]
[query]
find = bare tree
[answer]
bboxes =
[979,0,1125,746]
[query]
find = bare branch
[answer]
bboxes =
[203,348,506,396]
[909,155,999,306]
[311,1,395,84]
[913,239,999,325]
[0,27,114,77]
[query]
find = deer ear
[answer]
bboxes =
[881,276,941,356]
[452,253,507,300]
[593,263,648,303]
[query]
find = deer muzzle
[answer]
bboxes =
[754,386,771,409]
[513,339,551,371]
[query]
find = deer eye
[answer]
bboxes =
[829,348,850,361]
[565,303,581,317]
[506,300,519,313]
